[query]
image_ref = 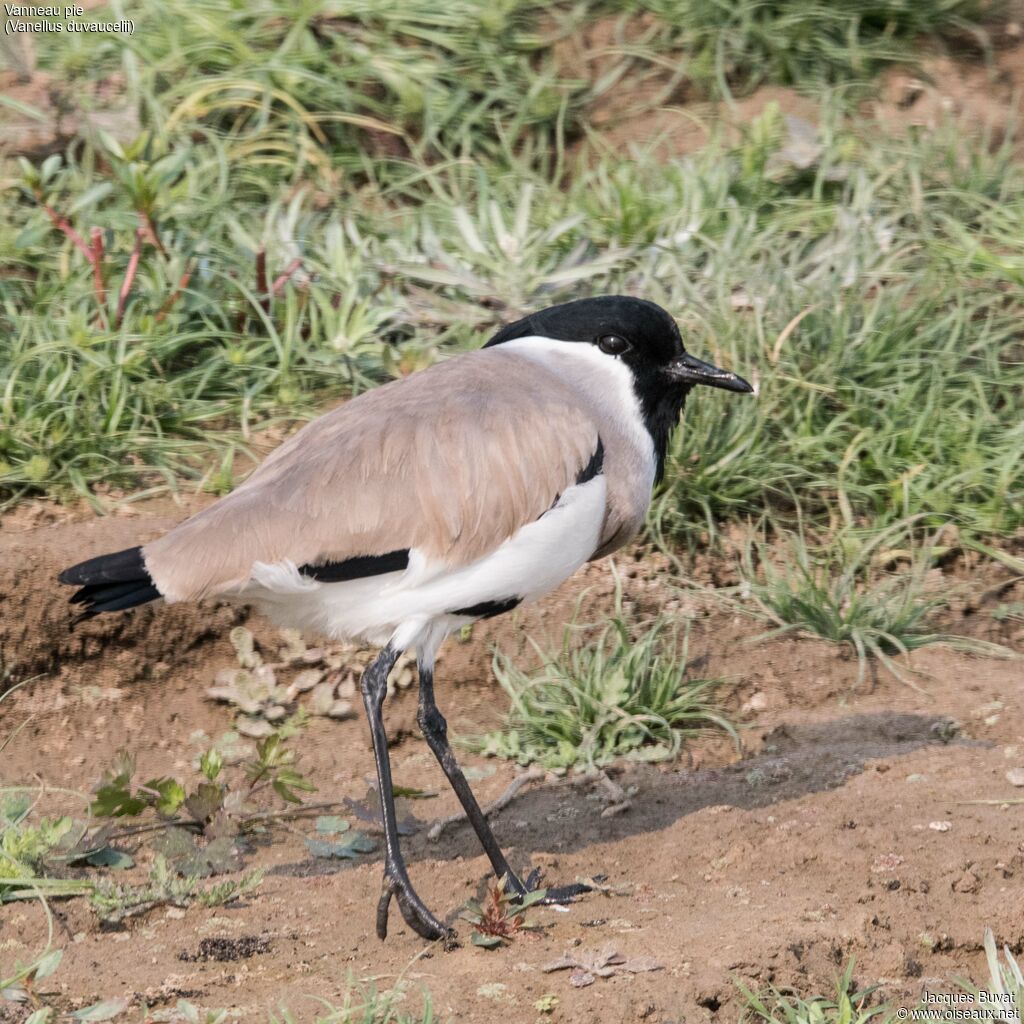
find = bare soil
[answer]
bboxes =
[2,500,1023,1023]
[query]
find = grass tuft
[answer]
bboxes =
[472,614,734,771]
[737,521,1010,687]
[739,959,894,1024]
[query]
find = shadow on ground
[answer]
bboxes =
[271,711,972,881]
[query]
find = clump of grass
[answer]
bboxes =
[269,980,438,1024]
[630,0,994,95]
[739,959,894,1024]
[88,854,263,925]
[958,928,1023,1024]
[472,615,734,771]
[738,522,1007,687]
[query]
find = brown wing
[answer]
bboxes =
[144,349,601,601]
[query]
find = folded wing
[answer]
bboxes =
[142,348,602,603]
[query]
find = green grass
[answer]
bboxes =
[471,613,734,770]
[3,0,1021,544]
[4,109,1024,538]
[740,961,894,1024]
[735,520,1008,686]
[629,0,994,95]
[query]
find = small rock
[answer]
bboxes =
[1005,768,1024,787]
[477,983,508,1000]
[928,821,952,832]
[742,691,768,713]
[952,868,979,894]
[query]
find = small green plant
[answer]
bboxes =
[459,876,547,948]
[738,522,1008,688]
[88,854,262,925]
[631,0,992,95]
[89,729,316,877]
[472,615,734,771]
[268,979,438,1023]
[740,959,893,1024]
[957,929,1023,1024]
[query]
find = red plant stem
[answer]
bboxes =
[270,258,303,297]
[90,227,106,305]
[41,201,91,260]
[155,260,195,323]
[115,228,146,328]
[142,212,168,258]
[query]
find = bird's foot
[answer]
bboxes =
[506,867,591,906]
[376,863,457,947]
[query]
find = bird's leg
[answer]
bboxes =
[361,644,452,943]
[416,660,589,906]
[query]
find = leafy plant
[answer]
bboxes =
[739,959,893,1024]
[89,728,316,877]
[305,816,376,861]
[629,0,992,95]
[472,614,734,771]
[88,854,262,925]
[268,978,438,1023]
[738,522,1009,687]
[957,929,1023,1024]
[460,876,547,948]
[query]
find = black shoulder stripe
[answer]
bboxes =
[299,548,410,583]
[576,437,604,486]
[450,597,522,619]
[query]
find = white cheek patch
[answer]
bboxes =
[499,335,654,466]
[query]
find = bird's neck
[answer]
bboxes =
[633,375,690,484]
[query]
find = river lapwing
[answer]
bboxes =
[59,295,753,942]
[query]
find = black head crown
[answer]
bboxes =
[485,295,753,480]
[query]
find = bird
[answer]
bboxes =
[58,295,753,943]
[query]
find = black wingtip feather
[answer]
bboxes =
[59,545,148,585]
[59,545,160,622]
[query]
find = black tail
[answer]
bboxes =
[58,545,161,624]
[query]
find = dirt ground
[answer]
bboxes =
[1,499,1023,1023]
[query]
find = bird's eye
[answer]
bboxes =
[597,334,631,356]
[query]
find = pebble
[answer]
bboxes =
[1005,768,1024,787]
[928,821,952,832]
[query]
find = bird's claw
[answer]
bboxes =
[377,865,458,947]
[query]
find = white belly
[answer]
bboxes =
[238,475,607,660]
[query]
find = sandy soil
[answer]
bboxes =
[1,500,1023,1023]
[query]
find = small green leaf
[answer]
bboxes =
[200,749,223,781]
[67,182,114,214]
[90,785,146,818]
[33,948,63,980]
[517,887,548,911]
[143,778,186,816]
[305,832,375,859]
[184,782,223,822]
[72,997,130,1021]
[471,932,502,948]
[392,786,438,799]
[314,815,350,834]
[85,847,135,871]
[14,223,49,249]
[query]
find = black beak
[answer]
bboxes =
[666,352,754,394]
